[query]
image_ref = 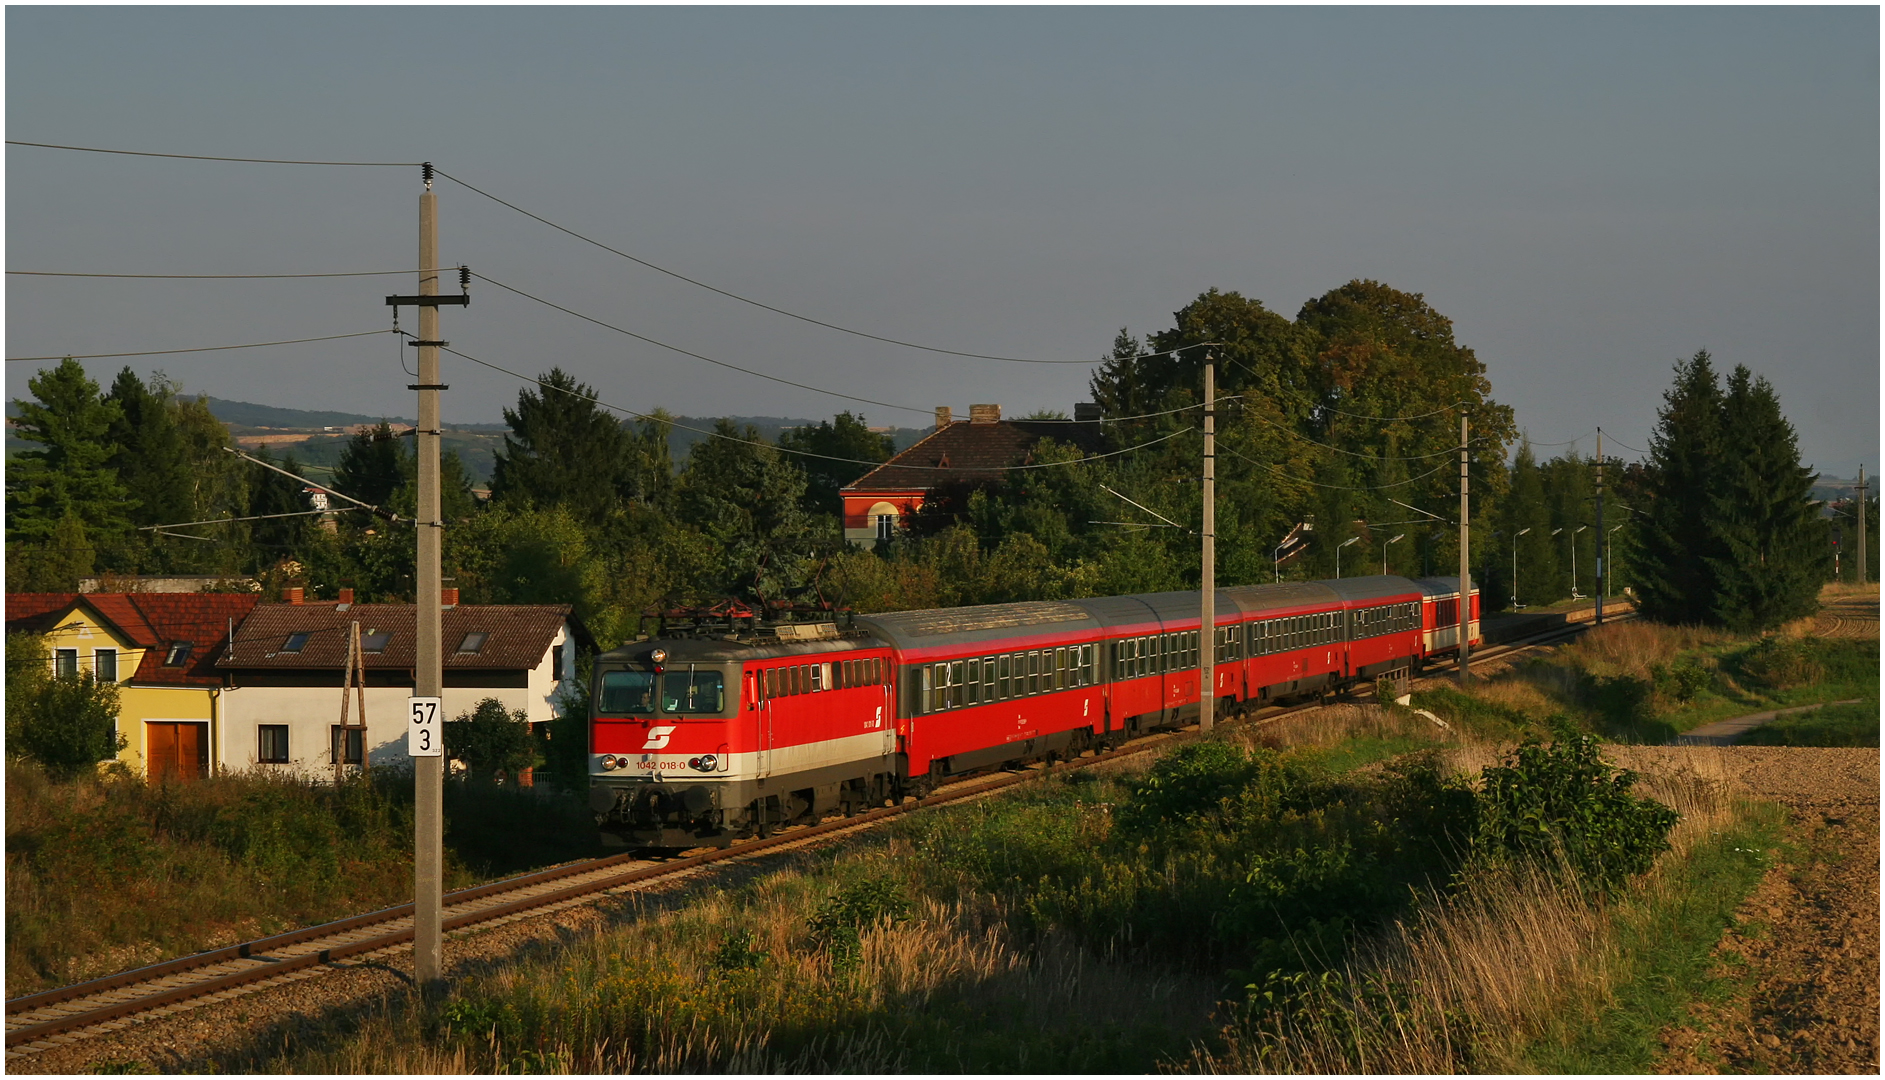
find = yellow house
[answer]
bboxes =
[6,592,258,779]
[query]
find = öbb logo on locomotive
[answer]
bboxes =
[588,574,1479,849]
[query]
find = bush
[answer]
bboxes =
[8,668,125,779]
[1474,734,1679,891]
[444,697,535,783]
[806,878,910,969]
[1734,637,1824,690]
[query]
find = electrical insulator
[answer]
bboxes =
[459,266,470,291]
[422,162,434,188]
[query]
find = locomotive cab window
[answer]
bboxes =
[662,669,725,714]
[599,669,657,714]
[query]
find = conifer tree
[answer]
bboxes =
[6,359,131,579]
[1502,441,1557,606]
[104,367,193,528]
[1705,367,1826,629]
[489,368,636,524]
[333,421,411,510]
[1635,351,1726,623]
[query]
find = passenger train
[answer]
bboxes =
[588,575,1480,848]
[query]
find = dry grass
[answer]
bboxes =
[206,843,1219,1074]
[1554,620,1733,681]
[1230,703,1458,755]
[1191,745,1743,1074]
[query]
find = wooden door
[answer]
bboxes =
[146,722,207,783]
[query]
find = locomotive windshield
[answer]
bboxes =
[598,669,657,714]
[596,666,726,715]
[662,670,724,714]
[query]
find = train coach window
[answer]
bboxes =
[995,654,1011,699]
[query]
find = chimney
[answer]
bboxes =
[285,586,304,605]
[338,587,355,606]
[1074,402,1101,422]
[969,403,1001,425]
[442,587,460,609]
[934,406,952,431]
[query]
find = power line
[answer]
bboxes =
[1521,429,1597,448]
[1237,409,1482,461]
[472,274,1238,425]
[1219,446,1454,491]
[10,268,439,280]
[469,272,931,416]
[6,329,398,363]
[1602,435,1650,455]
[1318,401,1470,422]
[137,508,338,531]
[438,340,1194,473]
[6,140,421,167]
[437,167,1200,367]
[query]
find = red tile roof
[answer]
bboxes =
[122,594,261,686]
[5,592,260,686]
[5,593,81,635]
[843,419,1107,493]
[220,603,580,673]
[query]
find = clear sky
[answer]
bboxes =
[7,7,1877,475]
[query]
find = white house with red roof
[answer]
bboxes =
[215,591,588,776]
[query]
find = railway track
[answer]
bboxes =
[5,612,1620,1057]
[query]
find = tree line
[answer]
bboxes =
[6,280,1847,647]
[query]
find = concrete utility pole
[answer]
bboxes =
[385,164,467,991]
[1458,411,1472,685]
[1199,356,1215,733]
[1860,464,1868,586]
[1595,428,1605,624]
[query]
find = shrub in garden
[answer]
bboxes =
[8,668,126,779]
[444,697,536,783]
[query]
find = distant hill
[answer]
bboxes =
[8,395,931,482]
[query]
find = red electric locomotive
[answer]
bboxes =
[588,575,1478,848]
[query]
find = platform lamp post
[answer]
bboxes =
[1549,526,1567,602]
[1607,524,1624,600]
[1336,535,1360,579]
[1512,527,1531,609]
[1571,524,1589,599]
[1383,533,1405,575]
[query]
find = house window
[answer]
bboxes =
[457,632,488,655]
[331,725,364,765]
[164,642,192,667]
[282,632,310,653]
[54,649,78,678]
[94,648,117,682]
[550,643,564,677]
[876,514,896,541]
[361,630,391,653]
[258,725,290,764]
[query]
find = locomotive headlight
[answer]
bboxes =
[601,755,619,771]
[650,649,668,664]
[692,754,717,773]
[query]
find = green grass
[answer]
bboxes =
[4,763,598,996]
[1519,802,1786,1073]
[1738,700,1880,747]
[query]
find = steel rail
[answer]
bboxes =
[5,607,1622,1052]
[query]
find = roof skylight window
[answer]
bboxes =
[361,630,392,654]
[282,632,310,653]
[456,632,488,655]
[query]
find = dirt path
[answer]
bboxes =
[1617,746,1880,1074]
[1670,700,1867,746]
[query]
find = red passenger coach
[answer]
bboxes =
[589,574,1481,849]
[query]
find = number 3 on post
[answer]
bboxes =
[409,697,443,757]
